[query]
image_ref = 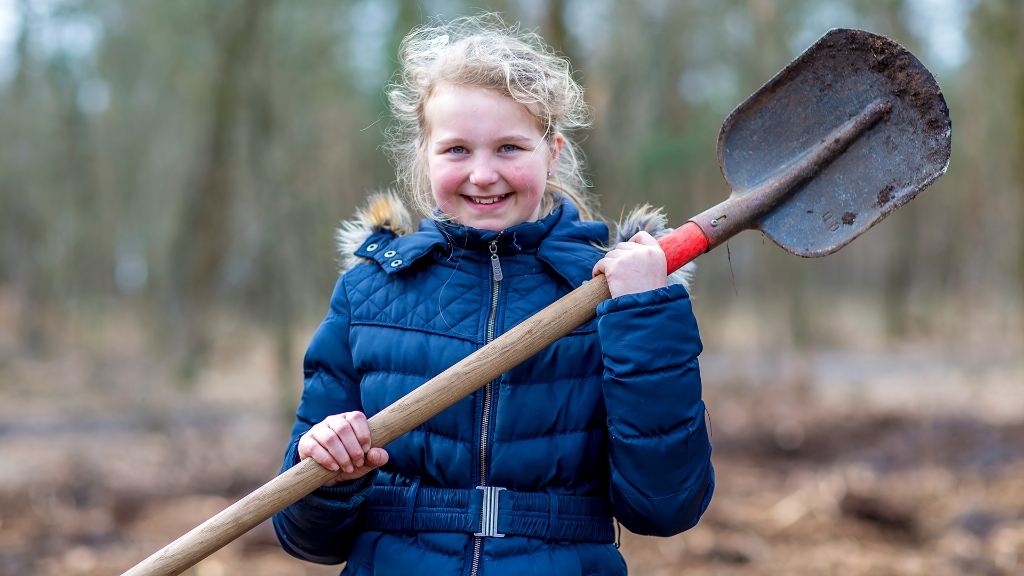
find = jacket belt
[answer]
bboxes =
[364,485,616,543]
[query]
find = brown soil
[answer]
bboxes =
[1,301,1022,575]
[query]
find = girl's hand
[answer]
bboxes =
[593,231,668,298]
[298,411,389,487]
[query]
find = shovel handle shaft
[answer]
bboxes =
[123,275,615,576]
[121,457,337,576]
[122,225,712,576]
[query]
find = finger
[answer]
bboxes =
[629,231,659,245]
[614,241,642,251]
[331,418,367,469]
[315,423,354,473]
[346,412,372,454]
[597,258,620,278]
[297,433,315,460]
[304,439,340,471]
[298,430,332,461]
[593,258,608,277]
[601,247,632,264]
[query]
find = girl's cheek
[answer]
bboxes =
[510,170,543,195]
[431,165,467,194]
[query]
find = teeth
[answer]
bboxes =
[470,194,509,205]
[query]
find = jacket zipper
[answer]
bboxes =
[471,234,503,576]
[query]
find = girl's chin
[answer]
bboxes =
[455,214,512,231]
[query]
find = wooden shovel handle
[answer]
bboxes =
[121,222,710,576]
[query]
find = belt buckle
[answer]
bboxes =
[474,486,506,537]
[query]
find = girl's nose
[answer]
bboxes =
[468,158,500,187]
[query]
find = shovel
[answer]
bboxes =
[121,28,951,576]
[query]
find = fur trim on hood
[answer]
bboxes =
[337,192,696,293]
[335,191,414,272]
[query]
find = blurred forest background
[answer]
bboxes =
[1,0,1024,575]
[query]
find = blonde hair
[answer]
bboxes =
[385,14,598,222]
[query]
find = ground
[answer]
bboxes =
[1,293,1023,575]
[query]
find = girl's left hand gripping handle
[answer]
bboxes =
[659,222,710,273]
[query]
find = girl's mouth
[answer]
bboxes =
[466,193,510,205]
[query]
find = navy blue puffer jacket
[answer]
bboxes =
[273,199,714,575]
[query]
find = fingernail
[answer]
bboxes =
[369,451,378,463]
[344,464,354,473]
[355,458,364,467]
[362,443,371,453]
[329,462,339,471]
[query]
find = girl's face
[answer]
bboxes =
[422,84,563,231]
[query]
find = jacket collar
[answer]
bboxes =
[354,200,609,287]
[536,202,609,288]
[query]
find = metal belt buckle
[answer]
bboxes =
[474,486,506,537]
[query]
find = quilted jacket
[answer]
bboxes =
[273,196,714,576]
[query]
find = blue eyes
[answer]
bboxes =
[446,144,520,155]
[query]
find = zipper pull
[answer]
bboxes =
[489,240,503,282]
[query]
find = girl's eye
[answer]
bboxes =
[449,146,467,154]
[500,144,519,153]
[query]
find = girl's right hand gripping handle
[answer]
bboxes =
[659,222,710,274]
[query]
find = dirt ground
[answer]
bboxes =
[1,295,1024,575]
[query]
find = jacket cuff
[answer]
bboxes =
[285,439,378,504]
[596,283,689,317]
[311,471,377,500]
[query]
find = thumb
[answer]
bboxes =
[366,447,389,468]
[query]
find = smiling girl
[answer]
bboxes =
[423,83,561,232]
[273,14,713,576]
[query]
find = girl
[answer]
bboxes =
[273,14,713,576]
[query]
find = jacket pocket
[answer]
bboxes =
[572,543,627,576]
[340,532,383,575]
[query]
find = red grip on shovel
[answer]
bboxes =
[659,222,709,274]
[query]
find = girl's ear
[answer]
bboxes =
[548,132,565,173]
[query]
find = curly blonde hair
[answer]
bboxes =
[385,13,597,222]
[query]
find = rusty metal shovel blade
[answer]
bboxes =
[714,28,951,257]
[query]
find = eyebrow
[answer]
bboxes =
[433,134,540,149]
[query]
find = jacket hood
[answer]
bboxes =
[337,192,696,292]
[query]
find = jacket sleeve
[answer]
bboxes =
[596,283,714,537]
[272,273,376,564]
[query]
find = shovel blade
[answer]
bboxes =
[717,28,951,257]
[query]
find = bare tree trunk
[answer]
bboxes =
[878,2,918,339]
[1013,3,1024,306]
[171,0,270,382]
[545,0,568,56]
[245,10,297,424]
[12,194,47,354]
[8,0,47,354]
[389,0,423,71]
